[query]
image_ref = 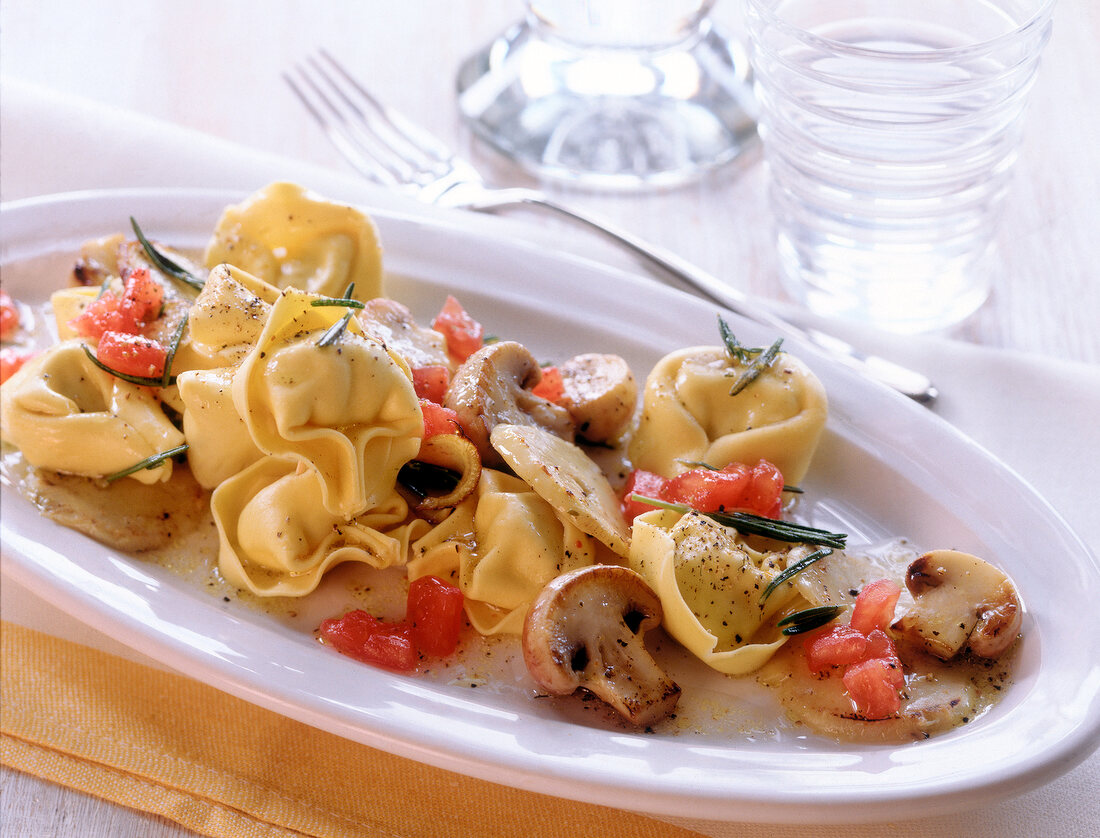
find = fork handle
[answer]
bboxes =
[461,189,938,404]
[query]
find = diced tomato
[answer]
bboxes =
[864,628,900,663]
[621,459,785,523]
[531,365,565,402]
[406,575,465,657]
[69,267,164,340]
[843,658,903,718]
[863,629,905,690]
[0,346,35,384]
[0,289,20,341]
[744,460,786,518]
[69,291,122,339]
[805,624,869,673]
[850,578,902,635]
[431,295,483,362]
[318,576,466,672]
[117,267,164,326]
[621,469,669,523]
[412,365,451,403]
[419,399,461,439]
[319,610,418,671]
[800,580,906,718]
[663,462,753,513]
[96,331,169,378]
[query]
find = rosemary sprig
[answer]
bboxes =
[677,459,718,470]
[316,311,355,347]
[131,217,205,292]
[718,315,755,363]
[159,313,188,388]
[315,283,359,348]
[311,292,365,310]
[728,336,784,396]
[760,547,833,603]
[777,605,843,635]
[81,343,177,387]
[629,495,848,550]
[105,443,189,483]
[717,316,784,396]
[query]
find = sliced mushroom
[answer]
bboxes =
[557,353,637,443]
[522,564,681,727]
[891,549,1022,660]
[491,423,631,557]
[444,340,573,467]
[71,233,124,287]
[404,432,481,517]
[357,297,453,372]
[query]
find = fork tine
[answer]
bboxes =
[284,65,407,186]
[315,49,456,170]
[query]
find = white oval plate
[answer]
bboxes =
[2,189,1098,824]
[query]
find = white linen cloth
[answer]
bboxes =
[2,77,1098,838]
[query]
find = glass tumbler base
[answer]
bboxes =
[455,19,758,190]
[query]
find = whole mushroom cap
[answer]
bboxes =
[522,564,681,727]
[444,340,573,467]
[891,549,1023,660]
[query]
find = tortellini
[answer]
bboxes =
[0,341,184,484]
[408,470,598,635]
[628,345,827,484]
[204,182,384,302]
[212,456,420,597]
[176,365,263,489]
[233,288,423,519]
[629,509,807,675]
[182,263,280,369]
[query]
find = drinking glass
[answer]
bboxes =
[746,0,1056,333]
[456,1,758,190]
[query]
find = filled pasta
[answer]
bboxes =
[212,455,417,597]
[629,508,807,675]
[0,341,185,484]
[408,469,598,634]
[628,344,827,484]
[204,181,384,302]
[232,288,423,519]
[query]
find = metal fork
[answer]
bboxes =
[284,50,937,404]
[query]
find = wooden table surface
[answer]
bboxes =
[1,1,1097,835]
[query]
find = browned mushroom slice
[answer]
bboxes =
[891,549,1023,660]
[404,433,481,518]
[357,297,453,371]
[557,353,637,443]
[522,564,681,727]
[444,340,574,467]
[71,234,124,287]
[490,423,631,557]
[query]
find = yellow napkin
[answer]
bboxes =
[1,621,707,838]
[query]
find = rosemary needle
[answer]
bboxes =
[105,443,189,483]
[728,336,784,396]
[315,283,359,347]
[777,605,844,635]
[760,547,833,603]
[131,217,204,292]
[629,495,847,550]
